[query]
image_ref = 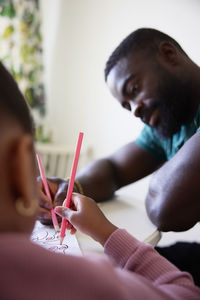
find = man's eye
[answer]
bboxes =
[122,101,131,111]
[129,83,138,95]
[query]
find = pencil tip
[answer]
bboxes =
[60,238,63,245]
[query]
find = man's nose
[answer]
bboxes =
[131,102,143,118]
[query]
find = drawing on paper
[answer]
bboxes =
[31,227,69,254]
[31,221,82,256]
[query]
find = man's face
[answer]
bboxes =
[107,52,197,139]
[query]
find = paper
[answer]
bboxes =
[31,221,82,256]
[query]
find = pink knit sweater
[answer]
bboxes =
[0,229,199,299]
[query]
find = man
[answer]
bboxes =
[38,28,200,284]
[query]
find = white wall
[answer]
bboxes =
[40,0,200,200]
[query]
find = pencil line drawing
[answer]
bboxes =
[31,221,82,255]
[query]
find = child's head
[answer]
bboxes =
[0,62,38,234]
[0,62,34,135]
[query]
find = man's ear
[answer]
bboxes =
[158,41,179,66]
[10,134,38,209]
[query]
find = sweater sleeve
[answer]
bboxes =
[104,228,200,299]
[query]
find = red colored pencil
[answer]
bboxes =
[59,132,84,244]
[36,154,59,231]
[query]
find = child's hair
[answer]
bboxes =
[0,62,34,135]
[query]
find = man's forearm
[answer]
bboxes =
[76,142,161,203]
[76,158,120,202]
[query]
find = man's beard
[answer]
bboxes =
[152,70,198,139]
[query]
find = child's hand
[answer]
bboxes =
[54,193,118,246]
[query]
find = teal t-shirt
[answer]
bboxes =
[135,106,200,162]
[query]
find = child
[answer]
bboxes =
[0,62,199,299]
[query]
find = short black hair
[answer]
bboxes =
[0,62,34,135]
[104,28,188,81]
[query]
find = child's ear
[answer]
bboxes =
[10,134,38,212]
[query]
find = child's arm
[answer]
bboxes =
[55,193,200,299]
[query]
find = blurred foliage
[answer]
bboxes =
[0,0,45,117]
[35,124,52,143]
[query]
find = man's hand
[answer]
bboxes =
[54,193,118,246]
[37,177,68,225]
